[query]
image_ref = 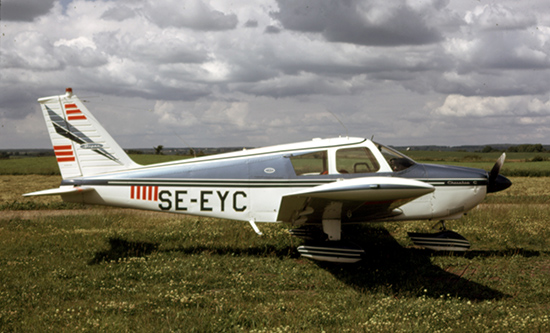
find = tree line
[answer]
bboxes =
[482,144,546,153]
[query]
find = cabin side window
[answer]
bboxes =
[336,147,380,174]
[290,151,328,176]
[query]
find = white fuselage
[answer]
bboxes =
[60,138,490,225]
[63,181,486,223]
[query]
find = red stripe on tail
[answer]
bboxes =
[55,151,74,156]
[68,115,87,121]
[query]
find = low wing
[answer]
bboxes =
[277,177,434,224]
[23,186,95,197]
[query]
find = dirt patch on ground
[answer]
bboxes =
[0,208,183,220]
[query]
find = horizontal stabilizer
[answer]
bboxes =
[23,186,94,197]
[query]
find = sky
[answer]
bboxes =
[1,0,550,149]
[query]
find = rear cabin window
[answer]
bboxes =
[290,151,328,176]
[336,147,380,174]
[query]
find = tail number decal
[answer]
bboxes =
[158,190,247,213]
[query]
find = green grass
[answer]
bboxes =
[1,176,550,331]
[0,151,550,177]
[2,151,549,176]
[0,154,191,175]
[1,210,549,331]
[0,156,60,175]
[129,154,193,165]
[403,150,549,162]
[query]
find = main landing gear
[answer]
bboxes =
[290,219,364,264]
[289,219,471,263]
[407,220,471,251]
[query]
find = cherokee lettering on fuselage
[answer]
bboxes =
[158,190,247,212]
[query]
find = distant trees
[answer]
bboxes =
[506,144,545,153]
[154,145,164,155]
[481,145,498,153]
[482,144,546,153]
[127,149,143,155]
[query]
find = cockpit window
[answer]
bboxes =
[336,147,380,174]
[290,151,328,176]
[374,142,416,172]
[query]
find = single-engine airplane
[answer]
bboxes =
[24,88,512,263]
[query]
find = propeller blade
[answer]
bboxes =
[489,153,506,183]
[487,153,511,193]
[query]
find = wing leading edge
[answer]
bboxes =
[277,177,434,224]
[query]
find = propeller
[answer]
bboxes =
[487,153,511,193]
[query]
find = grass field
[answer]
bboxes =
[3,151,550,176]
[1,155,550,331]
[0,154,189,176]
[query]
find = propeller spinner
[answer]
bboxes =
[487,153,512,193]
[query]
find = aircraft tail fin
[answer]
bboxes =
[38,88,140,179]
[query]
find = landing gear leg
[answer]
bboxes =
[294,219,364,263]
[432,220,447,231]
[322,219,341,241]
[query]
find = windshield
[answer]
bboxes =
[374,142,416,172]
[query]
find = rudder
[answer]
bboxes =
[39,88,140,179]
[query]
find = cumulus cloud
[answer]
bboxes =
[236,72,352,98]
[1,0,57,21]
[464,4,536,31]
[271,0,446,46]
[153,100,199,126]
[2,0,550,148]
[434,95,550,117]
[101,5,138,21]
[144,0,238,30]
[244,20,259,28]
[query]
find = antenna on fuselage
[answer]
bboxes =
[326,109,348,138]
[171,131,197,158]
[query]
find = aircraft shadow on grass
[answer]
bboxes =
[88,237,159,264]
[89,225,546,301]
[319,225,511,301]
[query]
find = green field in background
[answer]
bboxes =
[2,151,550,176]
